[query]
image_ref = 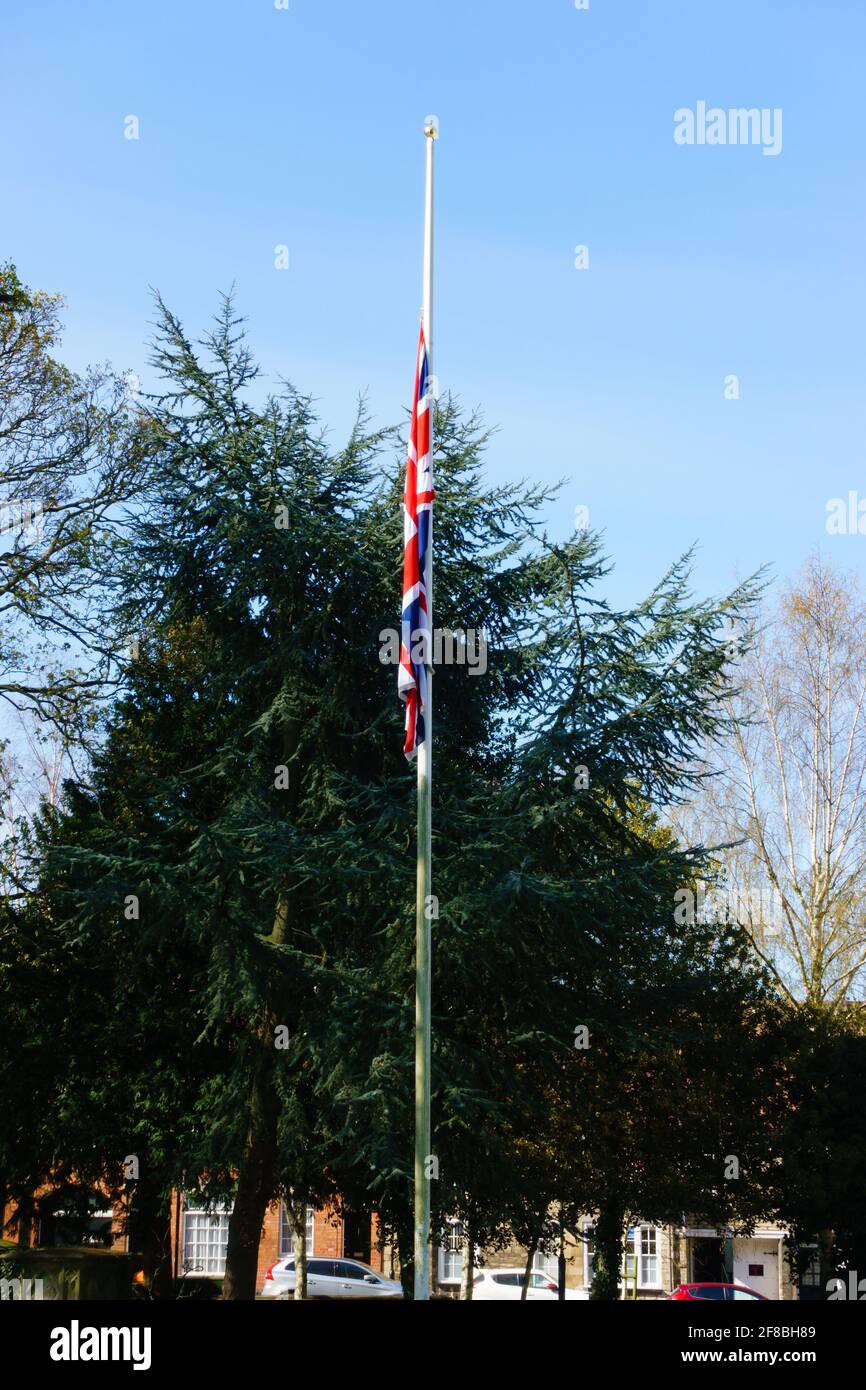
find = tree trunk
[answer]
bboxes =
[460,1223,474,1301]
[129,1184,174,1299]
[590,1203,625,1301]
[222,891,291,1301]
[221,1064,280,1300]
[15,1193,34,1249]
[520,1220,543,1302]
[285,1196,308,1301]
[558,1207,567,1301]
[149,1217,174,1301]
[294,1215,307,1302]
[818,1226,836,1296]
[394,1211,415,1299]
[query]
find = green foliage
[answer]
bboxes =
[2,289,810,1300]
[774,1006,866,1285]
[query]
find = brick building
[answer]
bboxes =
[1,1187,383,1295]
[2,1186,812,1298]
[425,1215,803,1299]
[171,1195,383,1290]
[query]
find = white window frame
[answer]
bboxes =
[437,1219,464,1286]
[279,1202,315,1259]
[580,1221,660,1293]
[623,1224,661,1290]
[181,1198,233,1276]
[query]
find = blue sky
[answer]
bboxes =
[3,0,865,610]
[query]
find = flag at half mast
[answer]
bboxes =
[398,322,435,758]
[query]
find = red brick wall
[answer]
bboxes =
[254,1204,382,1290]
[6,1186,382,1295]
[170,1191,382,1291]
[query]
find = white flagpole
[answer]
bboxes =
[414,114,437,1302]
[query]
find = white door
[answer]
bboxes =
[733,1240,779,1299]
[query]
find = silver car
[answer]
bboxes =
[261,1255,404,1299]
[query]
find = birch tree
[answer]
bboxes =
[0,263,151,735]
[699,557,866,1010]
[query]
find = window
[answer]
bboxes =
[278,1203,315,1259]
[532,1248,559,1283]
[623,1225,660,1289]
[638,1226,659,1287]
[438,1219,464,1285]
[181,1200,232,1276]
[799,1248,821,1288]
[335,1261,368,1281]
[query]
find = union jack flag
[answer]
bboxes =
[398,322,434,759]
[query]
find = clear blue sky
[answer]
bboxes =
[3,0,865,610]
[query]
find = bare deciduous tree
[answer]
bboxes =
[0,262,152,735]
[687,556,866,1010]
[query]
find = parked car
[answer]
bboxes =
[261,1256,404,1299]
[471,1268,588,1301]
[667,1282,768,1301]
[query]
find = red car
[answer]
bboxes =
[668,1282,768,1301]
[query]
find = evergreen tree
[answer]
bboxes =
[13,292,776,1305]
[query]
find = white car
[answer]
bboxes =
[260,1255,404,1299]
[471,1268,589,1301]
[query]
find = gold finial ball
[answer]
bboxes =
[424,114,439,139]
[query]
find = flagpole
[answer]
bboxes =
[414,115,437,1302]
